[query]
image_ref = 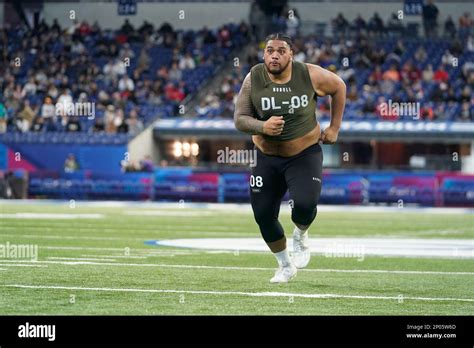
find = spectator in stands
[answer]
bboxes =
[401,60,421,82]
[104,105,117,133]
[383,64,400,81]
[460,86,472,102]
[286,8,300,37]
[65,116,81,132]
[179,52,196,70]
[137,48,151,72]
[169,61,183,81]
[17,100,36,132]
[249,1,265,41]
[121,19,135,35]
[165,82,185,102]
[31,116,44,132]
[140,155,154,172]
[332,13,349,37]
[370,65,384,82]
[444,87,459,102]
[195,100,210,117]
[387,13,403,37]
[368,12,385,36]
[0,98,7,133]
[103,58,126,81]
[441,49,455,66]
[422,0,439,37]
[126,109,144,136]
[347,85,359,102]
[218,25,232,48]
[444,16,457,38]
[434,65,449,82]
[118,74,135,92]
[64,154,80,173]
[119,43,135,61]
[293,46,306,62]
[351,14,367,33]
[458,12,473,38]
[116,109,128,134]
[422,64,434,81]
[431,81,448,102]
[414,46,427,63]
[459,101,473,121]
[21,77,37,97]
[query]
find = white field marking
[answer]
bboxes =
[123,210,217,217]
[46,257,118,262]
[36,246,207,254]
[5,284,474,303]
[154,238,474,259]
[80,254,148,259]
[0,268,7,271]
[0,233,144,241]
[0,213,103,219]
[1,260,472,276]
[2,227,255,240]
[1,223,245,231]
[0,263,48,268]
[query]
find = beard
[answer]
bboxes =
[265,60,291,75]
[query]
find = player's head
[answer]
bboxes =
[263,33,294,76]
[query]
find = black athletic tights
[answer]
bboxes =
[250,143,323,243]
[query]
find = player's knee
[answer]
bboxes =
[253,205,272,226]
[292,199,318,225]
[253,210,283,243]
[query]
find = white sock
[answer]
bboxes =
[293,226,308,239]
[274,248,292,267]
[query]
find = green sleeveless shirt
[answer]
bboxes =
[250,61,318,141]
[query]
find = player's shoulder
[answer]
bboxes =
[244,63,265,84]
[304,62,323,72]
[250,62,265,74]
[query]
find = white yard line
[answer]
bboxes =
[35,245,215,254]
[80,254,148,259]
[0,263,48,268]
[5,284,474,303]
[0,213,103,219]
[0,260,471,276]
[0,233,145,241]
[46,257,118,262]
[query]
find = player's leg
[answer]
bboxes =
[284,143,323,268]
[250,148,296,283]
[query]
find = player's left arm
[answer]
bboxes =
[306,63,346,144]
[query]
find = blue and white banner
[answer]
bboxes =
[153,119,474,140]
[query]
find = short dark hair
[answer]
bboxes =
[264,33,293,50]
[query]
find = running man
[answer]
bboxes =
[234,33,346,283]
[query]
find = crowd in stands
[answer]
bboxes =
[0,19,249,134]
[199,10,473,122]
[0,8,472,134]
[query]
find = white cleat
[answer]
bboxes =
[292,231,311,269]
[270,263,297,283]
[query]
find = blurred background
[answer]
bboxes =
[0,0,472,207]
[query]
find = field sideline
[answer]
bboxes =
[0,200,473,315]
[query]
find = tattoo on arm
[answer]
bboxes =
[234,73,265,135]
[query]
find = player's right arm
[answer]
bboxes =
[234,73,285,136]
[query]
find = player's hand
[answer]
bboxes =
[320,125,339,144]
[263,116,285,136]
